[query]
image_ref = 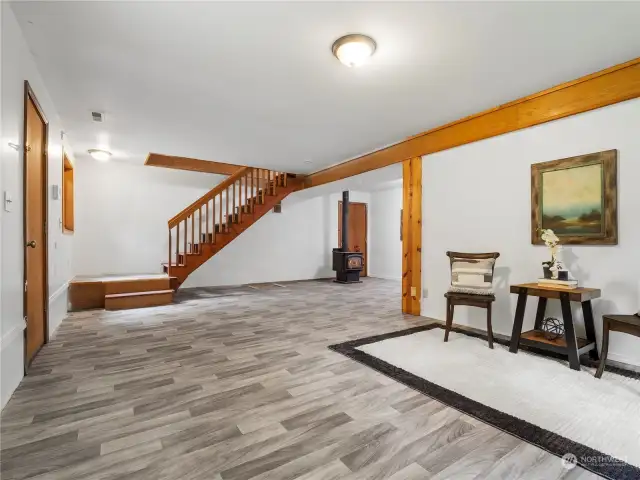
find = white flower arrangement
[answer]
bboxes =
[540,228,563,279]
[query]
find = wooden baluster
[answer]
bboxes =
[176,222,180,265]
[251,168,256,212]
[244,173,248,215]
[226,186,229,231]
[273,170,277,195]
[183,218,187,262]
[191,213,195,253]
[232,181,236,225]
[257,169,261,203]
[238,178,243,223]
[266,170,270,195]
[249,168,253,213]
[283,171,287,187]
[205,200,209,244]
[168,228,172,276]
[198,207,202,251]
[219,192,223,236]
[256,169,260,203]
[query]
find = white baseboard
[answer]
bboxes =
[369,274,402,281]
[1,333,24,410]
[49,281,69,303]
[0,321,26,353]
[48,282,70,341]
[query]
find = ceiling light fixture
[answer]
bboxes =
[88,148,112,161]
[332,34,376,68]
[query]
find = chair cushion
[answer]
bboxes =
[448,286,494,295]
[449,257,496,295]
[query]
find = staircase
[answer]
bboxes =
[164,167,301,288]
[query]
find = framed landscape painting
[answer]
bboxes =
[531,150,618,245]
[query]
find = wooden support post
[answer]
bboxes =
[402,156,422,316]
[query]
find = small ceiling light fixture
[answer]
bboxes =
[332,34,376,68]
[88,148,112,161]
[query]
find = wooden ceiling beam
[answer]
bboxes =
[145,153,245,176]
[305,57,640,188]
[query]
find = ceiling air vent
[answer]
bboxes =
[91,111,104,123]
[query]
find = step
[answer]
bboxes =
[162,263,185,274]
[69,274,174,311]
[104,277,171,295]
[105,290,174,310]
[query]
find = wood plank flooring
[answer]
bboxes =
[1,278,600,479]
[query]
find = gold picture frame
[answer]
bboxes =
[531,150,617,245]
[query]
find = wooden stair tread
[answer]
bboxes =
[105,289,174,299]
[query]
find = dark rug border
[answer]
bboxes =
[329,324,639,480]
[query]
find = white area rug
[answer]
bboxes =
[332,326,640,478]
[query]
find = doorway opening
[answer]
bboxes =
[23,81,49,367]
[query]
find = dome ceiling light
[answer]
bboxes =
[88,148,112,161]
[332,34,376,68]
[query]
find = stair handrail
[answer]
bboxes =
[168,166,251,228]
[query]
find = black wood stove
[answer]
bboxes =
[333,191,364,284]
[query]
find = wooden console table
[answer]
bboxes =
[509,283,600,371]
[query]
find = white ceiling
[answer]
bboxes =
[10,1,640,173]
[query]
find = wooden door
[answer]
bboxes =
[338,201,368,276]
[24,83,48,365]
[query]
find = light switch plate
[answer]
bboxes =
[51,184,61,200]
[4,191,13,212]
[411,286,417,297]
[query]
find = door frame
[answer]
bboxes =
[23,80,50,369]
[337,201,368,277]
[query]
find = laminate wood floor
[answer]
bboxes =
[1,278,599,479]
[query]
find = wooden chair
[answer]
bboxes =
[444,251,500,349]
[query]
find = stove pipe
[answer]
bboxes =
[341,191,349,252]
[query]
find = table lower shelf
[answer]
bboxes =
[519,329,595,356]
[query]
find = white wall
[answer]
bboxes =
[369,186,403,280]
[1,5,74,409]
[184,188,373,287]
[73,160,220,277]
[183,192,331,287]
[74,162,372,288]
[422,98,640,367]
